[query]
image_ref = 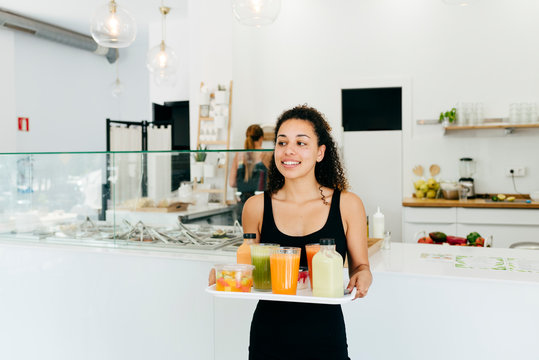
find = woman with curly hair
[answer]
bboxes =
[242,105,372,359]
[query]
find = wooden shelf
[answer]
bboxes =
[444,122,539,134]
[195,81,233,205]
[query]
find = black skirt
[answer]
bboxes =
[249,300,350,360]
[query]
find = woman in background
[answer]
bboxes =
[229,124,272,221]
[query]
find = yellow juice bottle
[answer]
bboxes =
[312,238,344,298]
[237,233,255,264]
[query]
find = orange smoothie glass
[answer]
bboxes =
[305,243,321,290]
[270,247,301,295]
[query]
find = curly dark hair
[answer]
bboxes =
[267,105,349,194]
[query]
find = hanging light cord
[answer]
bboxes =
[115,49,120,81]
[160,1,170,47]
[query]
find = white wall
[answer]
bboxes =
[3,0,539,233]
[218,0,539,240]
[187,0,234,149]
[0,30,17,152]
[0,27,149,152]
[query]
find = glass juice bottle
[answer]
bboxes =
[237,233,256,264]
[312,238,344,298]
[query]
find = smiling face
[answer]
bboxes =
[274,119,326,181]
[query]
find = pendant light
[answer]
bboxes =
[146,2,178,84]
[232,0,281,27]
[111,50,124,97]
[90,0,137,48]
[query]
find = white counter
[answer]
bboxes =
[1,239,538,360]
[346,244,539,360]
[0,239,234,360]
[370,243,539,284]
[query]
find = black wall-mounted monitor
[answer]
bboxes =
[341,87,402,131]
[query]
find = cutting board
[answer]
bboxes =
[368,238,383,257]
[344,238,383,268]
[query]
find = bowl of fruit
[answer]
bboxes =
[413,178,441,199]
[214,264,254,292]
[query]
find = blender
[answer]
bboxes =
[459,157,476,198]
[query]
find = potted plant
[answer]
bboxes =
[439,108,457,127]
[192,145,207,181]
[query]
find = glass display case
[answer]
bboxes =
[0,149,272,253]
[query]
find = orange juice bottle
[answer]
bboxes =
[305,243,321,290]
[237,233,255,264]
[312,238,344,298]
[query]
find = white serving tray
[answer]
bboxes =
[206,285,355,305]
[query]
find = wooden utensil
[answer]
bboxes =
[412,165,424,177]
[429,164,440,177]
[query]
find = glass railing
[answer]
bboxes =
[0,149,273,253]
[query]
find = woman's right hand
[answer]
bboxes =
[208,268,216,286]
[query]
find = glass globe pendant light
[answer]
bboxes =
[232,0,281,27]
[146,3,178,84]
[91,0,137,48]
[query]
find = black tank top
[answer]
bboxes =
[260,189,348,265]
[249,190,350,360]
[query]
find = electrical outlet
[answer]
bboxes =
[506,167,526,177]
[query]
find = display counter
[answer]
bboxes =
[0,149,272,253]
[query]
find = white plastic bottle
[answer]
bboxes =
[372,206,385,238]
[312,238,344,298]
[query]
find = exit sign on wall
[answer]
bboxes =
[18,117,29,132]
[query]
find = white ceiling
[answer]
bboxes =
[0,0,188,36]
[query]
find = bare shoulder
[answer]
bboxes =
[340,191,367,236]
[244,193,265,211]
[242,193,265,229]
[340,191,366,216]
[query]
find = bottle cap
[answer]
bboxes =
[320,238,335,246]
[243,233,256,239]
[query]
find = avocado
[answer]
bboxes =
[429,231,447,243]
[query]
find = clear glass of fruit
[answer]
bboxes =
[214,264,255,292]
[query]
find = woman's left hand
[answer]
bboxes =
[346,268,372,300]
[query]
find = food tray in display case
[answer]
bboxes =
[206,285,355,305]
